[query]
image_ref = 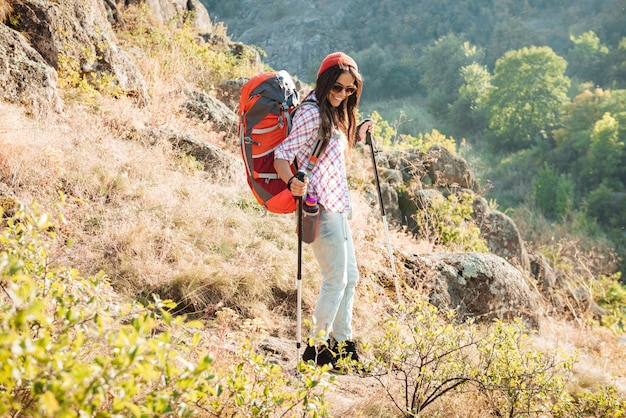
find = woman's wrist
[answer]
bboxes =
[286,175,297,191]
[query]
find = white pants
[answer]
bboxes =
[310,209,359,341]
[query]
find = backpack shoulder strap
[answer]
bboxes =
[295,98,325,175]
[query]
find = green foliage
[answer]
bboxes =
[366,294,577,417]
[584,112,624,187]
[552,87,611,182]
[592,273,626,334]
[566,31,610,86]
[411,129,457,154]
[608,37,626,89]
[417,34,485,119]
[448,62,492,135]
[587,182,626,230]
[562,386,626,417]
[370,107,457,154]
[118,4,254,91]
[532,163,574,219]
[0,203,332,417]
[415,192,488,252]
[369,110,399,146]
[485,46,570,153]
[353,44,421,101]
[477,319,572,417]
[367,296,482,416]
[56,42,123,104]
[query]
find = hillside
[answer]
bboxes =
[203,0,626,83]
[1,0,625,416]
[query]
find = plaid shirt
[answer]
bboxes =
[275,94,350,214]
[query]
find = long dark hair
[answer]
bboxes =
[314,65,362,149]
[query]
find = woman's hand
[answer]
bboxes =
[275,158,308,197]
[287,175,308,197]
[356,118,376,143]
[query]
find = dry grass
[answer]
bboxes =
[1,2,625,415]
[533,319,626,395]
[0,0,11,23]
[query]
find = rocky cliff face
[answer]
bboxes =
[209,0,357,81]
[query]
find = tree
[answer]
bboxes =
[485,46,570,154]
[566,31,610,86]
[417,34,484,120]
[354,44,421,101]
[608,37,626,89]
[551,88,609,183]
[448,62,492,135]
[583,112,624,188]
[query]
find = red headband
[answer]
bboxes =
[317,52,358,78]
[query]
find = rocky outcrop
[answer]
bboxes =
[472,196,530,270]
[374,148,530,270]
[183,90,239,135]
[120,0,213,31]
[8,0,148,105]
[146,128,244,184]
[210,0,355,80]
[0,24,63,116]
[406,252,541,326]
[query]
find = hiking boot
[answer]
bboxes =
[302,341,337,367]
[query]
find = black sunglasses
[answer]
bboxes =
[331,84,357,95]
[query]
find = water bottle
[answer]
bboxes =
[301,194,319,244]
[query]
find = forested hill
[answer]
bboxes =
[202,0,625,89]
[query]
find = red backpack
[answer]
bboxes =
[239,71,321,214]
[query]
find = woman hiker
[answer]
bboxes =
[274,52,374,368]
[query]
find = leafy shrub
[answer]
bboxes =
[366,296,481,416]
[560,386,626,417]
[118,4,255,92]
[592,273,626,334]
[365,293,579,417]
[0,202,332,417]
[476,319,572,417]
[415,192,488,252]
[532,163,574,220]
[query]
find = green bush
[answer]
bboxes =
[592,273,626,334]
[0,202,332,417]
[366,296,481,416]
[415,192,488,252]
[365,293,579,417]
[532,163,574,219]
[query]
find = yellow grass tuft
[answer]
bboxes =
[0,0,11,23]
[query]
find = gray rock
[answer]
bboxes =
[0,24,63,116]
[183,91,238,137]
[414,252,541,326]
[9,0,148,105]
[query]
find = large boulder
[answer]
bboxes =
[8,0,148,105]
[472,196,530,270]
[0,24,63,116]
[183,91,238,136]
[146,128,243,184]
[426,145,477,191]
[406,252,541,326]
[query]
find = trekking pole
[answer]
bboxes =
[295,170,306,365]
[364,126,402,305]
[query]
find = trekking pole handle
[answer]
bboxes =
[357,118,374,145]
[295,170,306,182]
